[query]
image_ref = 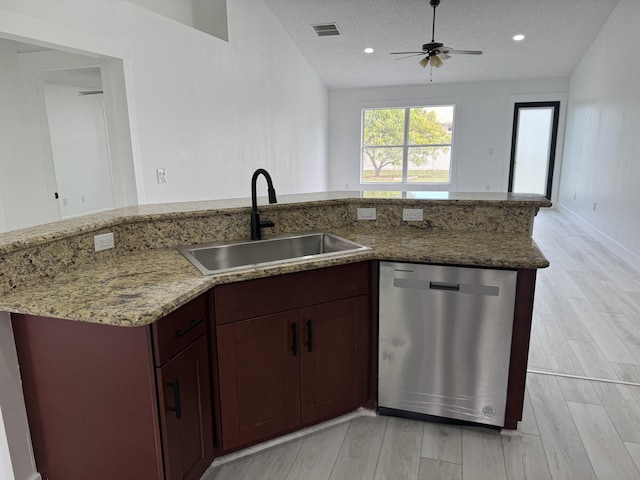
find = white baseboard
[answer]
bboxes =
[204,408,376,473]
[556,204,640,273]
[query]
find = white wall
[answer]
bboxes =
[0,407,11,480]
[328,79,568,197]
[0,40,54,230]
[120,0,328,204]
[557,0,640,271]
[0,313,38,480]
[0,0,328,212]
[127,0,229,41]
[1,1,328,478]
[43,81,115,218]
[1,44,139,232]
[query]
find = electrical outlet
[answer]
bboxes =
[402,208,423,221]
[357,208,376,220]
[94,232,115,252]
[156,168,167,184]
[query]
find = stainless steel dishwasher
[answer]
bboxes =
[378,261,517,428]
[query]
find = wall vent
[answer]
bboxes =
[312,23,340,37]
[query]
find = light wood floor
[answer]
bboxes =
[204,209,640,480]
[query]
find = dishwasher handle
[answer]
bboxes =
[429,281,460,292]
[392,278,498,296]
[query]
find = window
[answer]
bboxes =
[361,106,455,184]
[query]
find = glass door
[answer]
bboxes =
[508,102,560,199]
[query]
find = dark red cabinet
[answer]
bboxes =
[300,297,369,425]
[214,262,372,452]
[217,311,301,450]
[12,293,215,480]
[11,262,376,476]
[157,336,214,480]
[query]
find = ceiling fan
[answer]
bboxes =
[391,0,482,69]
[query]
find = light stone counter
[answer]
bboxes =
[0,191,550,254]
[0,192,551,326]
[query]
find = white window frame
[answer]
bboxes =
[360,104,457,188]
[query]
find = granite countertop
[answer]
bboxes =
[1,225,547,327]
[0,191,552,254]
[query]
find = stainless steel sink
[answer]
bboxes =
[178,232,371,275]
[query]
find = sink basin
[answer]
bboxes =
[178,232,371,275]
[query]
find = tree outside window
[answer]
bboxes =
[361,106,454,184]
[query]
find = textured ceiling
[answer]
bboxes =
[263,0,621,88]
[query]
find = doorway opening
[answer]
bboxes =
[41,66,115,218]
[508,101,560,199]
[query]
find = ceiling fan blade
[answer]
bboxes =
[419,56,429,68]
[445,49,483,55]
[395,53,428,60]
[390,51,427,55]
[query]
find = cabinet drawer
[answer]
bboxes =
[214,262,370,325]
[153,294,209,366]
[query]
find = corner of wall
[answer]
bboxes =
[0,313,38,480]
[556,203,640,273]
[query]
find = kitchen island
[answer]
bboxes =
[0,191,550,480]
[0,191,549,325]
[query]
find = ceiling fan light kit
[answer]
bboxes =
[430,55,443,68]
[391,0,482,75]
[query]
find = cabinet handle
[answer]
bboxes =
[175,317,204,337]
[168,378,182,419]
[306,319,313,353]
[291,323,298,356]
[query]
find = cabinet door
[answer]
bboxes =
[300,296,369,424]
[157,336,214,480]
[217,311,301,451]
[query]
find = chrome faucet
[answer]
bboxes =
[250,168,277,240]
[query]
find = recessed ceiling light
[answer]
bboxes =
[364,47,375,54]
[513,34,525,41]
